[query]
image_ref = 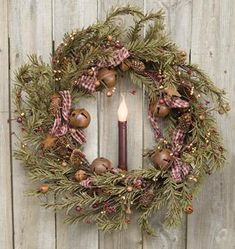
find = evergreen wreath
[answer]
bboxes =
[14,6,230,234]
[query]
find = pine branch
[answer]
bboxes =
[104,5,144,25]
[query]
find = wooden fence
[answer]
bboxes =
[0,0,234,248]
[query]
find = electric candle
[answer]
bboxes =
[117,94,128,171]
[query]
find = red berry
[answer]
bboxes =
[75,206,82,212]
[125,218,131,224]
[16,117,23,123]
[159,99,164,105]
[92,203,99,209]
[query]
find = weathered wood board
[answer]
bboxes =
[143,0,192,248]
[0,0,234,249]
[0,2,13,249]
[53,1,99,249]
[98,1,144,249]
[9,1,55,249]
[187,0,235,248]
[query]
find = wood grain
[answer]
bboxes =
[53,1,99,249]
[143,1,192,248]
[0,2,13,248]
[0,1,234,249]
[9,1,55,249]
[0,0,10,113]
[187,0,235,248]
[98,1,144,249]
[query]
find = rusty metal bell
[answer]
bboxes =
[97,68,117,88]
[149,101,170,118]
[69,108,91,129]
[91,157,112,175]
[151,149,173,170]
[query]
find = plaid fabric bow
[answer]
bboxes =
[50,90,86,144]
[148,96,191,182]
[163,95,189,109]
[148,95,189,139]
[171,157,191,182]
[74,47,130,92]
[171,126,191,182]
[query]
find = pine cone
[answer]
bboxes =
[49,93,61,116]
[54,136,72,156]
[178,113,192,130]
[139,189,154,206]
[70,149,84,166]
[130,59,145,72]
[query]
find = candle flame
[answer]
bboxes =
[118,94,128,122]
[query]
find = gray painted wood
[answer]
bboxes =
[98,1,144,249]
[187,0,235,248]
[142,1,192,248]
[0,2,13,249]
[9,1,55,249]
[0,1,234,249]
[53,1,99,249]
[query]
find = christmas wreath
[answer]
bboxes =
[14,6,230,234]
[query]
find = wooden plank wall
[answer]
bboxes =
[0,0,234,248]
[9,1,55,249]
[0,1,13,249]
[187,0,235,248]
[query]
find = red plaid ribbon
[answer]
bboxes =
[97,47,130,68]
[80,178,93,188]
[170,116,192,182]
[111,47,130,66]
[50,90,86,144]
[60,90,71,121]
[148,110,162,139]
[74,47,129,92]
[148,96,189,139]
[164,95,189,108]
[172,129,185,153]
[74,74,97,92]
[171,157,191,182]
[70,128,86,144]
[148,97,191,182]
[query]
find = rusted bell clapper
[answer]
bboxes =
[119,59,131,71]
[69,108,91,129]
[91,157,112,175]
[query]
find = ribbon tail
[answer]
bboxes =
[70,129,87,144]
[148,111,162,139]
[164,96,189,109]
[50,90,71,136]
[50,114,68,136]
[171,158,191,182]
[59,90,71,121]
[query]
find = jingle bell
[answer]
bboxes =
[69,108,91,129]
[91,157,112,175]
[74,170,87,182]
[151,149,173,170]
[149,101,170,118]
[97,68,117,88]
